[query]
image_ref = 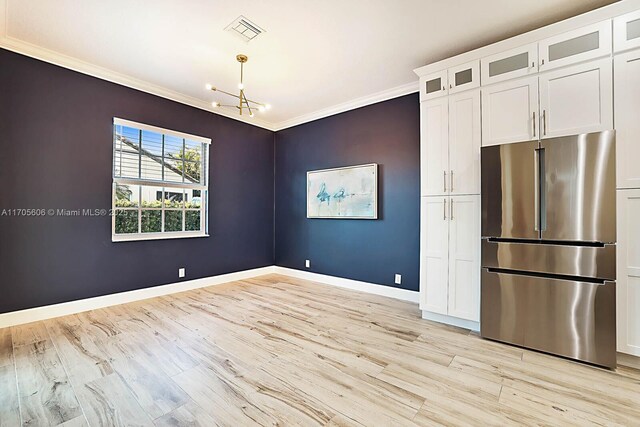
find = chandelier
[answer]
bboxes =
[205,54,270,117]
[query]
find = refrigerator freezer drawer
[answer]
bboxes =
[481,269,616,368]
[482,240,616,280]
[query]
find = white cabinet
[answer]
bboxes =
[448,60,480,95]
[614,49,640,189]
[420,195,480,322]
[447,195,480,322]
[539,58,613,139]
[481,76,538,146]
[614,10,640,53]
[421,70,448,101]
[481,43,538,85]
[539,21,612,71]
[617,189,640,357]
[420,98,448,196]
[421,90,480,196]
[448,89,481,195]
[420,197,449,314]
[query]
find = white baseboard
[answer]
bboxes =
[0,265,420,328]
[0,266,277,328]
[273,266,420,303]
[421,310,480,332]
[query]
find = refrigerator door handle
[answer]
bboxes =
[534,149,540,232]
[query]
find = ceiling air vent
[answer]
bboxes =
[225,16,265,42]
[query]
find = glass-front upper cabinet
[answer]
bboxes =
[538,21,612,71]
[614,10,640,53]
[447,60,480,94]
[421,70,448,101]
[481,44,538,86]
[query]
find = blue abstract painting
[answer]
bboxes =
[307,164,378,219]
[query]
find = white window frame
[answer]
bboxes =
[112,118,211,242]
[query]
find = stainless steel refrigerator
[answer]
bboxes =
[480,131,616,368]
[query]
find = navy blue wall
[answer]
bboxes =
[0,49,275,314]
[274,94,421,291]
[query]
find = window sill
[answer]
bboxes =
[112,232,209,243]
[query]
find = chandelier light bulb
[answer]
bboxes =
[205,83,212,90]
[259,106,265,112]
[211,101,219,108]
[249,112,255,117]
[238,83,244,90]
[265,104,272,110]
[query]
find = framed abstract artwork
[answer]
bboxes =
[307,163,378,219]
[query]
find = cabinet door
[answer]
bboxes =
[481,76,539,146]
[420,197,449,314]
[421,98,449,196]
[481,43,538,86]
[448,60,480,95]
[614,10,640,53]
[614,50,640,189]
[447,195,480,322]
[539,58,613,139]
[448,89,481,195]
[538,20,612,71]
[617,189,640,357]
[421,70,448,101]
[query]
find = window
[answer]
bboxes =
[112,118,210,241]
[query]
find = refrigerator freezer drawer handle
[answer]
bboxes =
[443,198,447,220]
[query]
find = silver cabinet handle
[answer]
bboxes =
[531,61,535,68]
[543,110,547,135]
[533,111,536,137]
[442,86,445,91]
[541,59,545,66]
[443,198,447,220]
[449,84,453,89]
[450,170,454,192]
[443,171,447,192]
[450,199,454,220]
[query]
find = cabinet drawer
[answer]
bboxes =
[614,10,640,53]
[447,60,480,94]
[539,20,612,71]
[481,43,538,85]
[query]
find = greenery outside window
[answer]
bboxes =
[112,118,210,242]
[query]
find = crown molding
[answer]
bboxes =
[0,27,276,131]
[272,81,419,131]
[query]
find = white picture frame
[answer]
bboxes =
[306,163,378,219]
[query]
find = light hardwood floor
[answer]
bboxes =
[1,274,639,426]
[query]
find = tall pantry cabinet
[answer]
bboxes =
[419,66,481,329]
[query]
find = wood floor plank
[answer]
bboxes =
[14,339,83,426]
[11,321,50,347]
[0,364,21,427]
[0,328,13,368]
[75,373,153,427]
[154,401,221,427]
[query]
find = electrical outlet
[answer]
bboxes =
[394,274,402,285]
[179,268,185,278]
[305,259,310,268]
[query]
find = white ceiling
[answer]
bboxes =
[1,0,617,130]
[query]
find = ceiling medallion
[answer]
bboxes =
[205,54,270,117]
